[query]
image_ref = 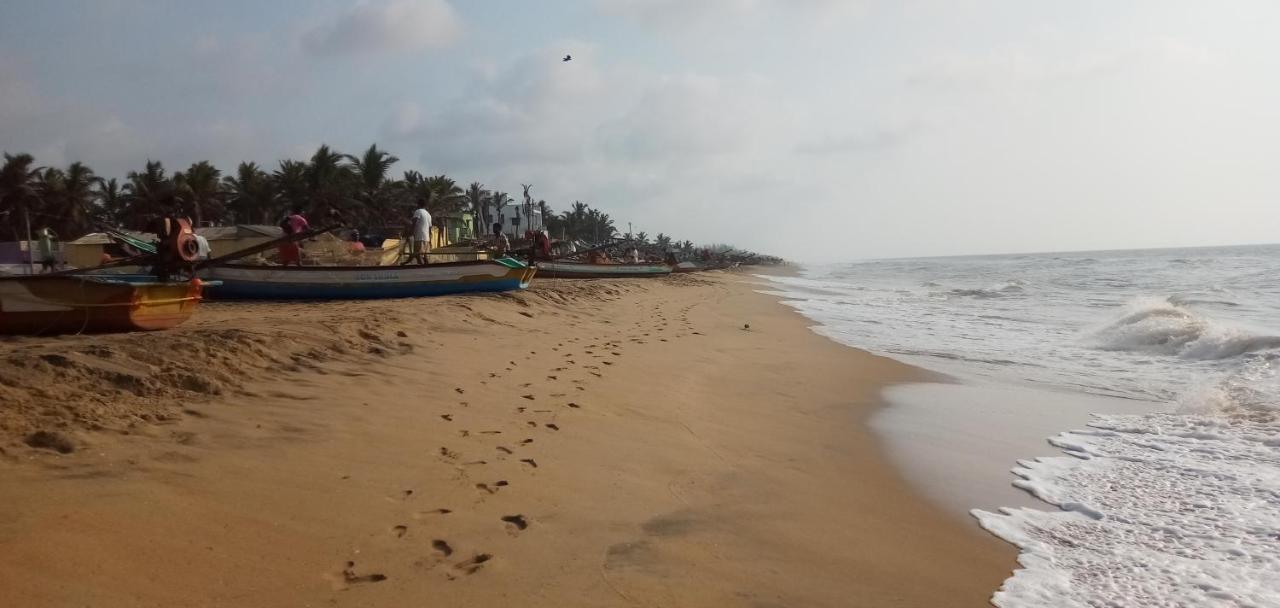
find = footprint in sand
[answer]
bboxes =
[453,553,492,576]
[393,525,408,538]
[522,394,536,400]
[341,561,388,585]
[520,458,538,468]
[441,414,453,421]
[520,438,534,445]
[475,480,509,494]
[455,387,465,394]
[497,446,513,454]
[545,424,560,431]
[502,514,529,533]
[440,447,459,459]
[567,403,581,409]
[433,539,454,557]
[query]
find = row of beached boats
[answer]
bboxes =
[0,223,713,335]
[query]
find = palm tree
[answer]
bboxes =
[223,162,276,224]
[304,144,354,215]
[37,162,98,237]
[635,231,649,244]
[0,153,43,242]
[175,160,222,227]
[654,233,672,250]
[537,199,549,231]
[465,182,488,237]
[520,183,533,233]
[345,144,399,223]
[95,177,124,225]
[423,175,464,215]
[122,160,177,229]
[272,159,309,215]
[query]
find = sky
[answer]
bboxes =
[2,0,1278,261]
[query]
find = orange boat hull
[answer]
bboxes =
[0,276,204,335]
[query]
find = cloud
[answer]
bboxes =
[301,0,462,55]
[596,0,863,27]
[795,123,925,156]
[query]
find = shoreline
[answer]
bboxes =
[0,272,1012,607]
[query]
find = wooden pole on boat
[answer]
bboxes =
[23,207,34,276]
[192,223,343,271]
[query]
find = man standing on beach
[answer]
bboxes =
[36,227,57,273]
[491,222,510,256]
[278,207,308,267]
[410,200,432,265]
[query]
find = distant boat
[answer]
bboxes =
[535,261,672,279]
[0,275,206,335]
[672,261,703,273]
[204,258,535,300]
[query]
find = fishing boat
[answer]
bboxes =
[204,257,535,300]
[535,261,672,279]
[0,274,207,335]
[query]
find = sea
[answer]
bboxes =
[763,244,1280,608]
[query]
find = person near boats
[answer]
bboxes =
[628,246,641,264]
[409,200,432,264]
[529,229,553,262]
[278,207,308,267]
[491,222,510,256]
[36,227,58,273]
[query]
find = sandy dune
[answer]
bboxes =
[0,272,1011,607]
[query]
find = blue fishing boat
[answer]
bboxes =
[204,258,535,300]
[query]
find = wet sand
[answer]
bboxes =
[0,272,1012,607]
[873,382,1159,517]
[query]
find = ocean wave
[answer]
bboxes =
[975,411,1280,608]
[1090,297,1280,360]
[1178,354,1280,421]
[943,280,1027,299]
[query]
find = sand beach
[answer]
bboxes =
[0,270,1012,607]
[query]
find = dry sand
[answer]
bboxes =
[0,271,1012,607]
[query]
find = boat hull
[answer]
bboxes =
[205,259,536,300]
[0,276,204,335]
[536,262,672,279]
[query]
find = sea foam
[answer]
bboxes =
[975,357,1280,607]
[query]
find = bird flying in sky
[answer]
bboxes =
[563,54,572,62]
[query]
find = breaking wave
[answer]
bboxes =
[1090,298,1280,360]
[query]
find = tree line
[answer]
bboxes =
[1,144,778,263]
[0,144,618,241]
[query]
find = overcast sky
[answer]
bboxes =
[2,0,1278,260]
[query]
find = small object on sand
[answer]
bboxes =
[743,323,750,330]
